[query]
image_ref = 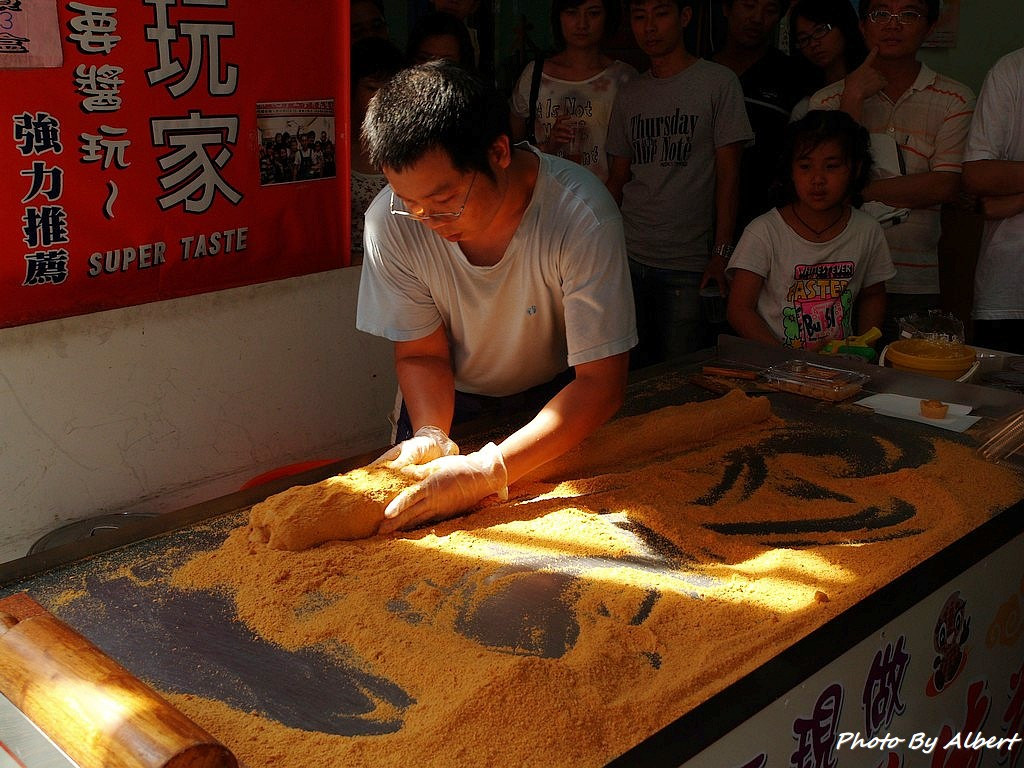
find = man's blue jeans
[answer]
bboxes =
[629,259,706,369]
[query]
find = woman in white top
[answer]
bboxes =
[510,0,635,181]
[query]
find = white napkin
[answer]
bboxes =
[855,393,980,433]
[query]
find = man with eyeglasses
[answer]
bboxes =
[809,0,975,342]
[357,60,637,533]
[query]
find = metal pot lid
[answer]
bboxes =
[29,512,159,556]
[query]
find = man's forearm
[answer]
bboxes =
[727,305,778,346]
[864,171,960,209]
[714,145,743,247]
[714,192,738,248]
[395,355,456,435]
[838,90,865,122]
[963,159,1024,197]
[605,155,630,207]
[979,192,1024,221]
[497,353,629,484]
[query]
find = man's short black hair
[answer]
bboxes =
[362,59,510,179]
[858,0,940,24]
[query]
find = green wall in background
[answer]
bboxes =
[919,1,1023,93]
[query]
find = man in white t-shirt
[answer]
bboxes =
[357,61,637,533]
[963,47,1024,355]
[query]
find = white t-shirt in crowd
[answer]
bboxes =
[356,147,637,397]
[964,47,1024,320]
[728,207,896,349]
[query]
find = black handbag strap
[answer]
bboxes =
[526,56,545,146]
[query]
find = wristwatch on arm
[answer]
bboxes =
[710,243,734,262]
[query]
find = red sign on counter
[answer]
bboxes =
[1,0,349,329]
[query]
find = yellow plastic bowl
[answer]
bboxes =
[884,339,977,380]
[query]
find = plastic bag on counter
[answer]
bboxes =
[897,310,965,344]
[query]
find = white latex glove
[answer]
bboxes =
[379,442,508,534]
[370,425,458,470]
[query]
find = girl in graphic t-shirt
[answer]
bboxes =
[509,0,635,181]
[727,110,896,351]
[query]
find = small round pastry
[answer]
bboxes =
[920,399,949,419]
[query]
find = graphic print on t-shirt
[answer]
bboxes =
[628,108,700,166]
[538,94,596,168]
[782,261,854,349]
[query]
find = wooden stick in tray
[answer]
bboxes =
[701,365,760,380]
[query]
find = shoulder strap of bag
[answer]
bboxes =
[526,56,545,146]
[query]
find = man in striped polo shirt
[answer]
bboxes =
[809,0,974,341]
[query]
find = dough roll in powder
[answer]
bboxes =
[248,465,413,551]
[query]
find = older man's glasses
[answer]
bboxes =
[389,172,478,221]
[794,23,833,49]
[866,9,925,24]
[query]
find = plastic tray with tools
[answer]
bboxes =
[762,359,869,401]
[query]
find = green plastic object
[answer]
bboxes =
[835,345,878,362]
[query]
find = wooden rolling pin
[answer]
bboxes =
[0,610,237,768]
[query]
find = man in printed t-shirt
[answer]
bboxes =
[606,0,753,368]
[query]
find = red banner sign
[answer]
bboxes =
[1,0,349,329]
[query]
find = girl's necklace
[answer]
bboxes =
[790,204,845,238]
